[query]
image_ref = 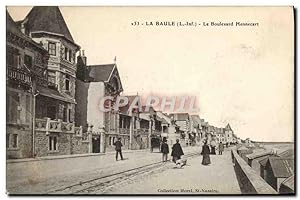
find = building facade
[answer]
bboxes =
[75,52,123,153]
[6,11,50,158]
[7,7,88,158]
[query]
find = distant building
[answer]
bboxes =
[156,111,179,146]
[169,113,190,146]
[189,115,202,145]
[224,123,234,144]
[214,128,226,143]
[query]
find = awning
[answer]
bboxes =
[37,86,76,104]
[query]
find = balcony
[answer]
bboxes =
[140,128,149,134]
[7,66,32,88]
[119,128,130,134]
[35,118,77,134]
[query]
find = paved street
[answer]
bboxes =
[6,146,198,194]
[6,146,240,194]
[100,148,241,194]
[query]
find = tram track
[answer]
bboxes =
[47,151,201,194]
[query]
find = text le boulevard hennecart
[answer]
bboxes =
[131,21,259,27]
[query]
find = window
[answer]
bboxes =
[64,47,73,62]
[49,136,58,151]
[12,134,18,148]
[64,47,68,60]
[65,74,70,91]
[48,42,56,56]
[69,50,72,62]
[68,108,72,122]
[63,107,67,122]
[24,54,33,68]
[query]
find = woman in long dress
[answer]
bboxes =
[210,139,217,155]
[201,140,211,165]
[171,139,184,163]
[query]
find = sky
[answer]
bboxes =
[7,6,294,142]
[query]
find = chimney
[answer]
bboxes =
[77,50,87,66]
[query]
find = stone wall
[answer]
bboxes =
[35,131,71,157]
[7,125,32,159]
[35,131,91,157]
[71,135,89,154]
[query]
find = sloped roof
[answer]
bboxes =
[268,157,294,178]
[21,6,75,43]
[281,175,294,191]
[278,148,294,158]
[37,85,75,104]
[246,150,272,160]
[7,10,24,38]
[161,118,169,124]
[237,146,249,151]
[6,10,46,52]
[86,64,115,82]
[169,113,189,121]
[225,123,233,131]
[259,156,271,167]
[252,154,272,164]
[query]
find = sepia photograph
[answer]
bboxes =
[5,6,295,195]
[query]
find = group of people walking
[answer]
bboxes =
[161,137,226,167]
[113,136,226,167]
[201,140,225,165]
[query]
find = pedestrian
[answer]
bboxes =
[171,139,184,163]
[201,140,211,165]
[114,137,124,161]
[218,142,224,155]
[150,137,155,152]
[160,137,169,162]
[210,139,217,155]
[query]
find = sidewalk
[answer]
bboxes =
[6,148,150,164]
[111,148,241,194]
[6,146,200,194]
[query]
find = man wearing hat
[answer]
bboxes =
[160,137,169,162]
[114,137,124,161]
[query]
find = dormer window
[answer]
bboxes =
[48,42,56,56]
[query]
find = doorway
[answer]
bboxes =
[92,135,100,153]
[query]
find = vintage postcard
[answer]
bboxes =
[6,6,294,195]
